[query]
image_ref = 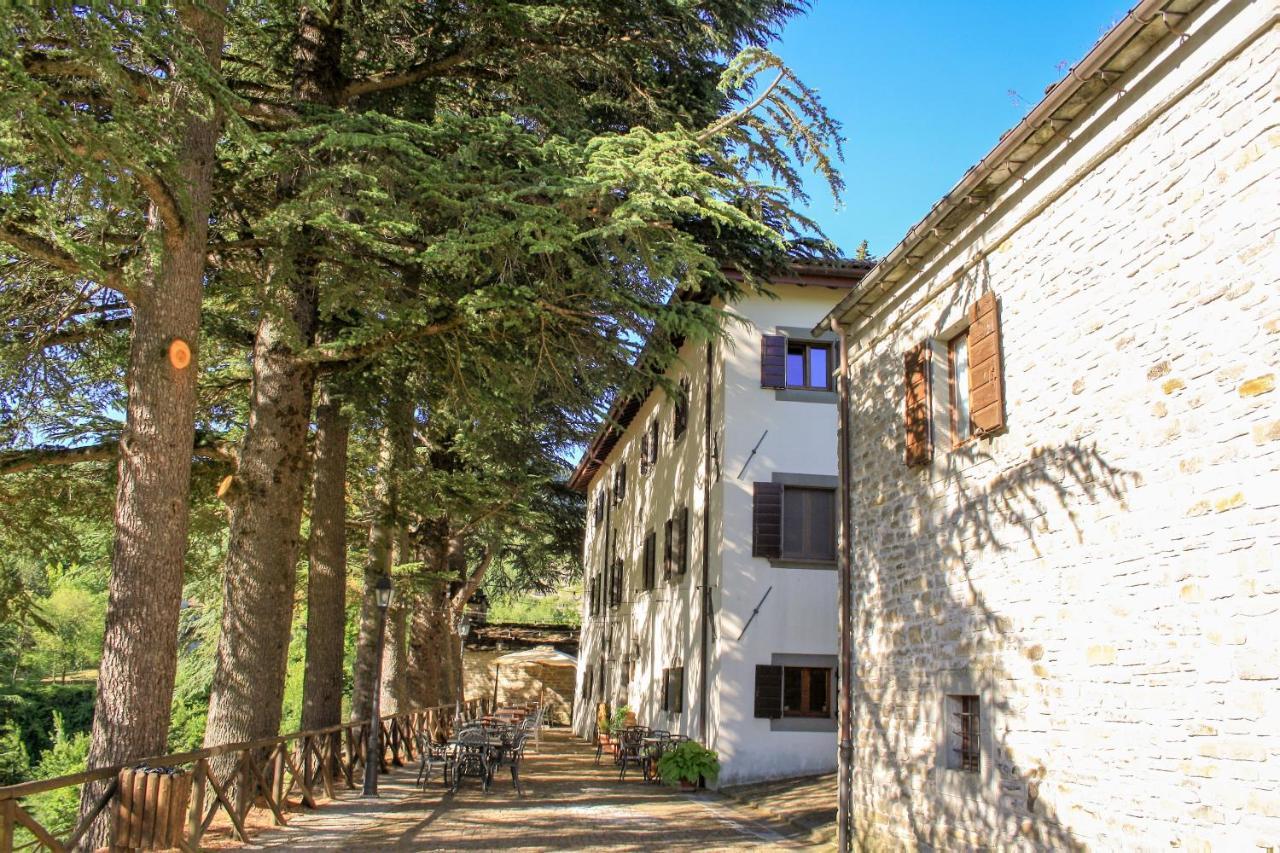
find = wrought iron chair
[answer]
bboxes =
[492,731,531,796]
[449,728,492,793]
[617,727,648,781]
[414,731,452,788]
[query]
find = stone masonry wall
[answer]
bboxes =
[463,650,575,725]
[840,8,1279,851]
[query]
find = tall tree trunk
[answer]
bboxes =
[301,383,349,732]
[350,392,412,719]
[380,600,407,714]
[405,600,438,709]
[447,624,464,704]
[203,1,341,754]
[78,2,225,846]
[203,274,319,750]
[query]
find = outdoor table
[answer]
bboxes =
[641,736,669,783]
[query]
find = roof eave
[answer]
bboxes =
[814,0,1204,338]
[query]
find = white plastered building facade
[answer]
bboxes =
[570,266,868,785]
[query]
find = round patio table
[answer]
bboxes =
[641,736,668,783]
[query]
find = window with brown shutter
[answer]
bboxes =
[613,463,627,504]
[593,490,605,526]
[609,557,623,608]
[640,418,659,474]
[904,341,932,466]
[967,292,1005,435]
[752,482,783,558]
[783,666,832,717]
[754,665,783,718]
[761,334,787,389]
[662,667,684,713]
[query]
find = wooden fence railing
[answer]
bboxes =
[0,698,491,852]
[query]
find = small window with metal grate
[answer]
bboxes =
[946,694,980,773]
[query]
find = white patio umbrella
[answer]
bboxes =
[491,646,578,710]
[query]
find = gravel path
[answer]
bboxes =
[234,729,811,851]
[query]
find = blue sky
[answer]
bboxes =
[770,0,1134,258]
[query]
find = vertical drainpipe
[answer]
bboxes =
[699,341,714,744]
[830,316,854,851]
[602,477,612,708]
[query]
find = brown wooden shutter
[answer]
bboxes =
[678,506,690,574]
[672,667,684,713]
[752,482,783,558]
[761,334,787,389]
[663,517,674,579]
[968,292,1005,434]
[754,665,783,718]
[643,531,656,589]
[661,668,670,711]
[904,342,932,466]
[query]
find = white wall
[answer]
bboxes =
[572,283,850,787]
[714,284,844,784]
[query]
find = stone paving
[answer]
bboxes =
[230,729,816,851]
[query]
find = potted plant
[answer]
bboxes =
[606,705,633,736]
[657,740,720,790]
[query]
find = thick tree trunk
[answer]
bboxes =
[301,384,349,732]
[447,624,464,704]
[380,600,407,714]
[350,393,412,720]
[407,592,452,709]
[78,3,225,847]
[203,275,319,751]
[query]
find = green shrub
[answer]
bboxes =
[657,740,720,787]
[0,723,31,785]
[24,712,90,837]
[0,682,94,765]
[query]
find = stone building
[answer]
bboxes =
[569,262,871,784]
[816,0,1279,848]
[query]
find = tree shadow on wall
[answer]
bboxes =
[845,286,1141,850]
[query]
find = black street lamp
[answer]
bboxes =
[362,575,394,797]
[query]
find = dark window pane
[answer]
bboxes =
[952,333,971,443]
[808,346,829,389]
[782,487,836,561]
[783,667,803,712]
[785,348,805,387]
[808,489,835,561]
[810,669,829,714]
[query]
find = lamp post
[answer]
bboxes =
[362,575,393,797]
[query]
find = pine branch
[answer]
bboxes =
[339,45,480,103]
[0,223,86,278]
[0,433,236,476]
[0,222,141,303]
[135,172,185,235]
[450,546,496,614]
[698,71,786,143]
[304,315,465,364]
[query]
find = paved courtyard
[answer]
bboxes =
[229,730,817,851]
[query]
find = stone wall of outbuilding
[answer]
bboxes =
[837,4,1279,849]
